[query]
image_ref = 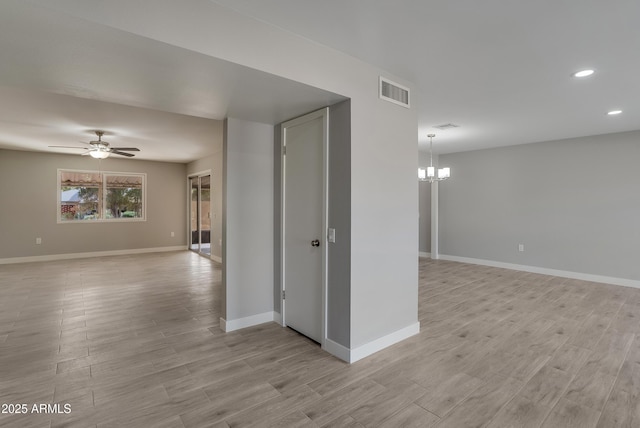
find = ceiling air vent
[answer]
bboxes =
[379,76,410,108]
[434,123,460,130]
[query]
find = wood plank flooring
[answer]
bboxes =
[1,252,639,427]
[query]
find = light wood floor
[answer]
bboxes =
[1,252,639,427]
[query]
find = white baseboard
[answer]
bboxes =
[0,246,186,265]
[210,255,222,263]
[332,322,420,364]
[220,311,276,333]
[220,314,418,363]
[323,338,351,363]
[439,254,640,289]
[350,322,420,363]
[273,311,283,326]
[419,251,431,258]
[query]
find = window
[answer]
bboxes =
[58,169,146,222]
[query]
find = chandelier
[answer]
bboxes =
[418,133,450,182]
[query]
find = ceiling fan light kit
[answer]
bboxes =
[89,148,110,159]
[88,131,112,159]
[49,130,140,158]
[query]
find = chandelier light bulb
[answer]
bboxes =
[438,167,450,179]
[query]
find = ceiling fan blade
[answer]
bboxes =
[110,150,135,157]
[111,147,140,151]
[49,145,86,149]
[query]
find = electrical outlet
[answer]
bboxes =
[171,232,175,237]
[518,244,524,252]
[36,237,42,245]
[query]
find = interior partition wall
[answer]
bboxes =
[189,173,211,257]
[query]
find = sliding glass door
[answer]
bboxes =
[189,174,211,256]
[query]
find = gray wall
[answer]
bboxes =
[223,118,274,321]
[418,150,432,254]
[327,100,351,347]
[350,95,419,348]
[0,149,187,259]
[47,1,419,352]
[187,150,223,261]
[439,130,640,281]
[273,124,282,316]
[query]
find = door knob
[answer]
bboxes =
[311,239,320,247]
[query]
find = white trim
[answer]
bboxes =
[419,251,431,258]
[430,180,439,260]
[187,169,212,178]
[350,322,420,363]
[321,324,423,363]
[210,255,222,263]
[57,169,147,223]
[321,109,329,349]
[273,311,283,326]
[439,254,640,290]
[0,246,185,265]
[323,338,351,363]
[220,311,276,332]
[280,120,286,328]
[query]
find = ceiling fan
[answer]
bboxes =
[49,131,140,159]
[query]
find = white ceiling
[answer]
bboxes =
[213,0,640,153]
[0,86,225,163]
[0,1,345,162]
[1,1,638,160]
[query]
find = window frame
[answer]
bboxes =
[57,169,147,224]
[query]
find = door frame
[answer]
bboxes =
[187,169,213,259]
[280,107,329,346]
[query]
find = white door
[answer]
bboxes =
[282,108,327,343]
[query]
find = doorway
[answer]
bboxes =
[281,108,328,344]
[189,173,211,257]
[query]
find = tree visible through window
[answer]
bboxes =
[58,170,146,222]
[105,175,143,219]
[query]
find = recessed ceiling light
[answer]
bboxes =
[573,69,595,78]
[607,110,623,115]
